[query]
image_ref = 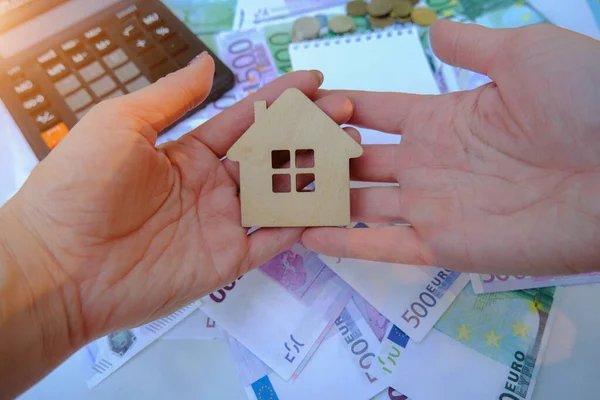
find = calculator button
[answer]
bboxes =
[116,5,138,20]
[13,79,37,98]
[71,50,93,68]
[175,49,197,67]
[129,38,151,55]
[92,37,116,55]
[54,74,81,96]
[90,75,117,97]
[121,22,142,41]
[40,122,69,149]
[79,61,105,82]
[103,89,124,100]
[125,76,151,93]
[84,26,103,40]
[37,49,58,66]
[22,93,48,113]
[65,89,93,112]
[61,38,82,53]
[165,36,188,55]
[102,49,129,69]
[46,62,69,82]
[76,105,94,120]
[7,65,24,81]
[33,109,59,131]
[152,25,174,42]
[150,62,176,82]
[140,48,166,68]
[114,61,141,83]
[141,12,160,28]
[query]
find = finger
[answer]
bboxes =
[312,89,435,134]
[222,95,355,184]
[351,145,399,182]
[243,228,305,271]
[115,52,215,139]
[350,187,406,223]
[429,19,513,77]
[302,226,436,266]
[191,70,325,157]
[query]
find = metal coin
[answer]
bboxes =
[391,0,413,18]
[291,16,321,42]
[368,14,395,28]
[346,0,368,16]
[367,0,393,17]
[328,15,357,34]
[395,16,412,23]
[410,8,437,26]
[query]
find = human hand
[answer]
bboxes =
[303,21,600,276]
[0,53,354,347]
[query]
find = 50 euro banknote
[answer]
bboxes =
[200,242,352,381]
[376,284,560,400]
[226,298,387,400]
[471,272,600,294]
[82,301,200,388]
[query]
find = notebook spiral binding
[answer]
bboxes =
[289,25,418,51]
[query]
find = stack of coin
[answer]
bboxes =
[345,0,438,27]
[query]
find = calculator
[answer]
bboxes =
[0,0,235,161]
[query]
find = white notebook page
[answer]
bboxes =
[289,26,440,144]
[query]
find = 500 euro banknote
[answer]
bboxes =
[471,272,600,294]
[226,298,386,400]
[376,284,560,400]
[200,242,352,380]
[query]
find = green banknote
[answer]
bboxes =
[162,0,238,35]
[376,284,559,400]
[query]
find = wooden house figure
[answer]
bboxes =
[227,88,363,227]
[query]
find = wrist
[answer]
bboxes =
[0,199,86,397]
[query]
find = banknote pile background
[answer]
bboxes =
[38,1,600,399]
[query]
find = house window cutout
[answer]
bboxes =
[296,174,315,192]
[272,150,290,169]
[295,149,315,168]
[272,174,291,193]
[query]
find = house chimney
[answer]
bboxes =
[254,100,267,122]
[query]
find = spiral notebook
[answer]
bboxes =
[289,26,440,144]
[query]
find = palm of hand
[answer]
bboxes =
[17,108,245,337]
[305,23,600,275]
[8,60,332,339]
[401,26,600,274]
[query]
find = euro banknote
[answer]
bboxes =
[161,309,221,341]
[227,298,387,400]
[200,242,352,380]
[319,223,469,343]
[471,272,600,294]
[233,0,348,30]
[375,284,560,400]
[372,387,409,400]
[352,291,391,343]
[82,301,200,388]
[162,0,238,35]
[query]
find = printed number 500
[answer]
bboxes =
[401,292,438,329]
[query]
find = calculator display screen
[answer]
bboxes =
[0,0,67,34]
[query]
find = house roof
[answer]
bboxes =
[227,88,363,162]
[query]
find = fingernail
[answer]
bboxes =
[310,70,324,85]
[188,51,208,66]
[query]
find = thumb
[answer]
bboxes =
[430,19,515,77]
[116,51,215,135]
